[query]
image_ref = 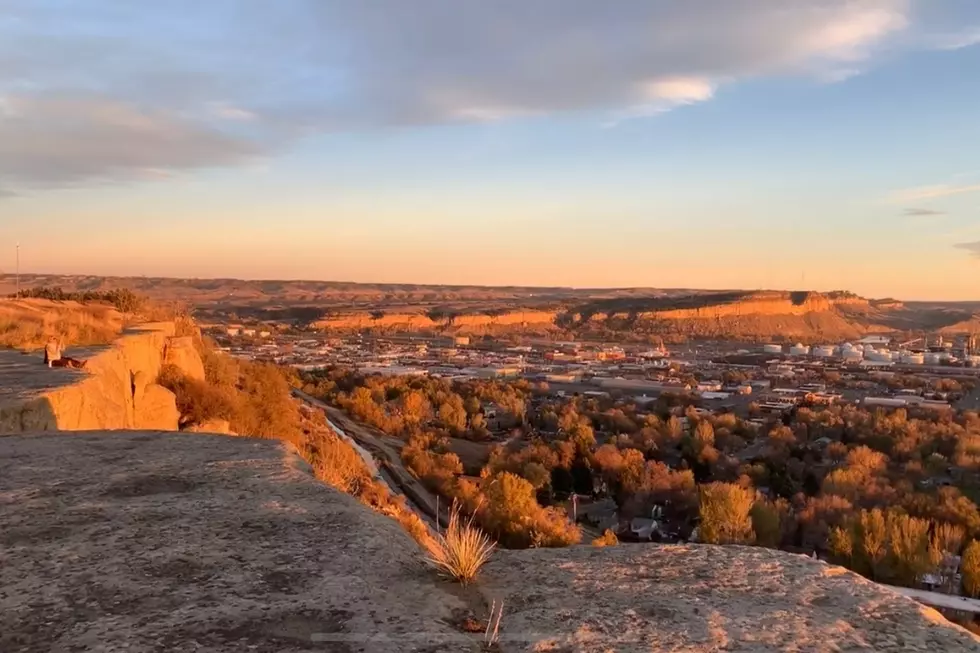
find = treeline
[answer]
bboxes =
[302,367,581,548]
[13,286,143,313]
[302,366,980,596]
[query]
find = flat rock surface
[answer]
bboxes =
[0,432,480,652]
[485,545,980,652]
[0,349,92,406]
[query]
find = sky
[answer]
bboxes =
[1,0,979,300]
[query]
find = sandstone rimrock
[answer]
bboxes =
[483,545,980,652]
[0,323,187,433]
[163,335,206,382]
[0,433,481,653]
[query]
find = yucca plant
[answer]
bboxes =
[425,506,495,585]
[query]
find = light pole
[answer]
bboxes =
[15,242,19,296]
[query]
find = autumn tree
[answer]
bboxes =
[698,482,755,545]
[400,390,432,429]
[858,508,888,581]
[962,540,980,598]
[888,512,932,587]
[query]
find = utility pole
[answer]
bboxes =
[15,242,19,296]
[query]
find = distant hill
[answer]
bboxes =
[2,274,977,341]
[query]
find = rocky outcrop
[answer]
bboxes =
[486,545,980,652]
[2,431,977,652]
[0,432,481,652]
[163,335,206,381]
[0,323,205,434]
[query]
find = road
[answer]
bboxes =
[884,585,980,615]
[293,389,449,530]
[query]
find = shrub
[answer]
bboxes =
[592,529,619,547]
[425,507,495,585]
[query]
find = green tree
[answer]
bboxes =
[698,482,755,545]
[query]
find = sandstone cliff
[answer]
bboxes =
[311,291,884,342]
[2,432,977,652]
[0,323,204,433]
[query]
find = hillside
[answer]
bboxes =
[3,431,978,652]
[0,298,123,350]
[4,274,978,341]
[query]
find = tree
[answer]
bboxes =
[829,526,854,563]
[521,462,551,490]
[750,500,783,548]
[482,472,538,539]
[858,508,887,581]
[438,398,467,433]
[930,522,965,593]
[963,540,980,598]
[400,391,432,429]
[888,512,932,587]
[698,482,755,545]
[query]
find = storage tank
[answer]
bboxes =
[839,344,864,360]
[866,351,893,363]
[901,353,925,365]
[812,345,836,358]
[763,344,783,354]
[924,352,942,365]
[790,344,810,356]
[967,355,980,367]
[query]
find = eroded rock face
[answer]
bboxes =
[484,545,980,652]
[0,433,480,653]
[163,335,206,382]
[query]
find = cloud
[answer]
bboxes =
[890,183,980,203]
[0,94,258,188]
[1,0,978,190]
[955,241,980,259]
[902,207,946,216]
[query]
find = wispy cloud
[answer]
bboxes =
[955,241,980,259]
[903,207,946,217]
[889,183,980,203]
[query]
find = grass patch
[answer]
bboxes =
[425,506,496,585]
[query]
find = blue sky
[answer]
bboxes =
[1,0,979,299]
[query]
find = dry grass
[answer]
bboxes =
[0,299,123,351]
[426,506,496,585]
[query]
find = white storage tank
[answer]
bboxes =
[812,345,836,358]
[967,355,980,367]
[763,344,783,354]
[924,352,942,365]
[790,343,810,356]
[901,353,925,365]
[866,351,893,363]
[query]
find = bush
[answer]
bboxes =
[592,529,619,547]
[425,507,496,585]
